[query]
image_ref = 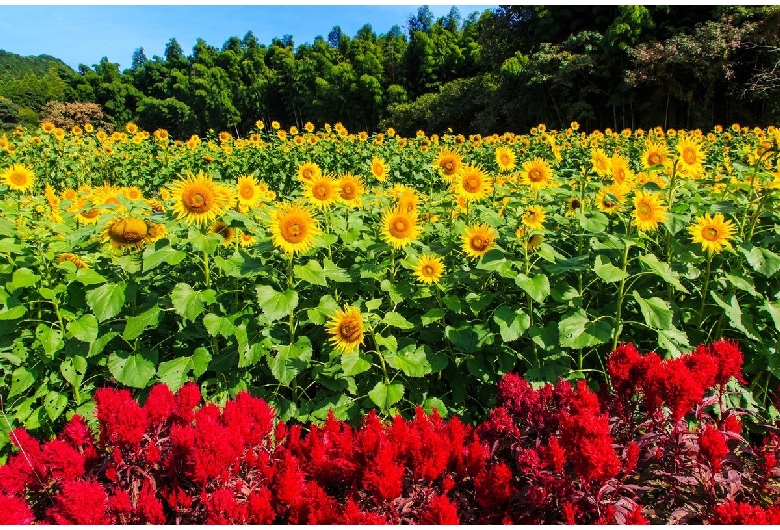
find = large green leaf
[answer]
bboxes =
[558,309,611,349]
[368,381,404,410]
[157,356,194,392]
[256,285,298,322]
[107,350,157,388]
[763,299,780,332]
[143,244,186,272]
[171,283,215,323]
[44,391,68,421]
[322,258,350,282]
[594,254,627,283]
[9,267,41,291]
[515,273,550,304]
[67,314,98,343]
[384,311,414,329]
[294,260,328,286]
[638,253,689,293]
[268,337,311,385]
[741,244,780,277]
[60,355,86,388]
[711,292,759,340]
[633,292,673,330]
[36,323,64,357]
[8,366,34,398]
[123,305,161,341]
[493,305,530,342]
[386,344,434,377]
[341,351,373,376]
[86,283,126,322]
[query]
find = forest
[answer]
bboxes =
[1,5,779,137]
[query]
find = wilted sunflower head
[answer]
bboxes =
[327,305,365,354]
[103,216,154,252]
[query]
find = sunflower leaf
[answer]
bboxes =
[515,273,550,304]
[256,285,298,322]
[493,305,530,342]
[558,309,611,349]
[67,314,99,343]
[322,258,351,282]
[740,243,780,277]
[86,282,126,322]
[295,260,328,286]
[594,255,628,283]
[107,350,157,388]
[172,283,209,323]
[638,253,689,293]
[368,381,404,411]
[123,305,161,341]
[142,244,186,272]
[384,311,414,329]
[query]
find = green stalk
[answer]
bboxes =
[523,233,540,368]
[697,251,713,328]
[368,326,390,385]
[288,252,295,344]
[611,226,633,351]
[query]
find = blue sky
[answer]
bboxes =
[0,4,496,71]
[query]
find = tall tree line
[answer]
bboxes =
[1,5,779,136]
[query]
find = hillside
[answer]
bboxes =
[0,49,75,79]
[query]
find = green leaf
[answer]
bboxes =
[422,397,448,417]
[143,244,186,272]
[107,351,156,388]
[123,305,161,341]
[477,249,515,277]
[0,304,25,321]
[711,292,759,340]
[763,299,780,332]
[386,344,436,377]
[543,255,590,275]
[493,305,530,342]
[322,258,350,282]
[741,244,780,277]
[9,268,40,291]
[8,366,34,398]
[60,356,86,388]
[465,292,493,314]
[86,283,126,322]
[638,253,689,293]
[67,314,98,343]
[368,381,404,410]
[374,333,398,354]
[442,295,462,313]
[341,351,373,376]
[0,238,23,254]
[421,308,445,326]
[725,272,759,297]
[268,337,312,385]
[306,295,339,325]
[633,292,673,330]
[88,331,117,357]
[239,342,265,369]
[558,309,611,349]
[256,285,298,322]
[36,323,64,357]
[188,228,220,254]
[157,357,193,392]
[294,260,328,286]
[75,268,107,286]
[384,311,414,330]
[171,283,214,323]
[594,255,628,283]
[579,211,609,233]
[44,391,68,421]
[192,347,212,377]
[203,313,235,337]
[515,273,550,304]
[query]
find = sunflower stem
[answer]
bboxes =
[288,252,295,343]
[368,326,390,385]
[611,226,633,352]
[697,251,713,328]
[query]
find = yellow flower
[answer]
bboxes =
[462,223,496,259]
[270,201,321,255]
[595,186,623,214]
[327,305,364,354]
[566,197,582,217]
[239,230,256,248]
[297,161,322,184]
[521,158,554,191]
[522,206,546,230]
[688,213,736,254]
[632,190,667,232]
[434,149,463,182]
[336,173,364,208]
[271,121,280,130]
[1,164,35,192]
[57,253,89,269]
[210,220,236,246]
[610,153,635,188]
[676,136,705,175]
[382,208,420,249]
[414,254,445,284]
[370,157,390,182]
[591,148,611,176]
[41,122,55,134]
[453,164,491,202]
[102,216,155,252]
[125,122,139,134]
[169,171,234,226]
[236,175,261,206]
[304,121,315,133]
[304,174,339,210]
[641,140,670,170]
[495,146,516,171]
[123,186,143,201]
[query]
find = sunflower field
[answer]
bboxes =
[0,120,779,461]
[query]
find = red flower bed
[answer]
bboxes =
[1,340,779,524]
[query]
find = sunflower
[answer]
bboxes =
[336,173,364,208]
[238,230,256,248]
[610,154,635,188]
[236,175,261,207]
[688,213,736,254]
[641,140,670,170]
[123,186,144,201]
[169,171,233,226]
[591,148,611,176]
[566,197,583,217]
[434,149,463,182]
[57,253,89,269]
[270,201,321,255]
[74,202,103,225]
[397,188,418,213]
[453,164,491,202]
[521,158,555,191]
[296,162,322,184]
[495,146,516,171]
[522,206,546,230]
[414,254,445,284]
[209,220,235,246]
[304,174,339,210]
[102,216,154,252]
[632,190,667,232]
[382,208,420,249]
[370,157,390,182]
[327,305,365,354]
[595,186,624,214]
[1,164,35,192]
[61,188,77,201]
[676,136,705,175]
[462,223,497,259]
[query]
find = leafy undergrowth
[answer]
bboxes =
[1,340,778,524]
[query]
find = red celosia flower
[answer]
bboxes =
[338,498,387,524]
[562,501,576,524]
[107,489,134,523]
[221,391,275,446]
[420,494,460,524]
[607,343,645,400]
[362,443,404,502]
[42,439,85,482]
[247,488,275,524]
[190,411,245,485]
[543,436,566,473]
[475,462,516,510]
[709,340,746,385]
[59,414,99,465]
[94,387,149,447]
[699,426,729,474]
[143,383,177,425]
[709,500,779,524]
[722,414,742,435]
[47,479,110,524]
[204,488,247,524]
[137,479,166,524]
[175,382,202,423]
[624,441,640,475]
[0,493,34,524]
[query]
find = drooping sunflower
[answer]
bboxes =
[370,157,390,182]
[434,149,463,182]
[595,186,624,214]
[57,253,89,269]
[522,206,546,230]
[169,171,234,226]
[336,173,364,208]
[270,201,321,255]
[210,220,236,246]
[462,223,497,259]
[1,164,35,192]
[520,158,555,191]
[297,161,322,184]
[495,146,516,172]
[304,174,339,210]
[236,175,261,207]
[688,213,736,254]
[382,208,421,249]
[676,136,705,176]
[327,305,365,354]
[641,140,670,170]
[566,197,583,217]
[102,216,155,252]
[631,190,667,232]
[414,254,445,284]
[590,148,611,177]
[397,188,419,213]
[453,164,491,202]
